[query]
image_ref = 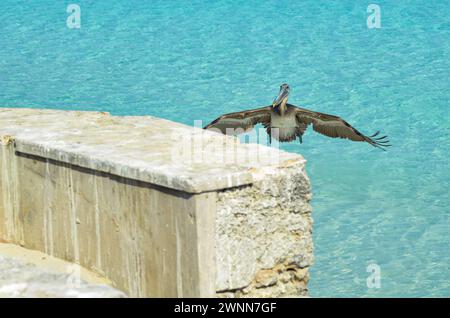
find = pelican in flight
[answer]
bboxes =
[204,84,390,150]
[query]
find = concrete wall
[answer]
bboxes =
[0,108,313,297]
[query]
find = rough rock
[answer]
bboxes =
[216,164,313,297]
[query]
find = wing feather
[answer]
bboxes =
[290,104,391,150]
[203,106,271,135]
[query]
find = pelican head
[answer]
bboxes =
[272,83,290,107]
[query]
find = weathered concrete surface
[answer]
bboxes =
[0,108,300,193]
[0,108,313,297]
[0,243,125,298]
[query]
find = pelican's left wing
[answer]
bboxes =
[292,105,391,150]
[203,106,272,135]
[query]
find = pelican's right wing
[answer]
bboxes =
[203,106,272,135]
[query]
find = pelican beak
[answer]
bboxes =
[273,85,290,107]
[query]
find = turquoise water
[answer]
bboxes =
[1,0,449,297]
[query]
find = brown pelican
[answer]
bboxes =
[204,84,390,150]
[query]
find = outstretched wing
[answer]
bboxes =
[203,106,272,135]
[291,104,391,150]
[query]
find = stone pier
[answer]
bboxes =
[0,108,313,297]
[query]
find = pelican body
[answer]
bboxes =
[204,84,390,150]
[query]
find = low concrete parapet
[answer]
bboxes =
[0,108,313,297]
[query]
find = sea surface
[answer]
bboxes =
[1,0,449,297]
